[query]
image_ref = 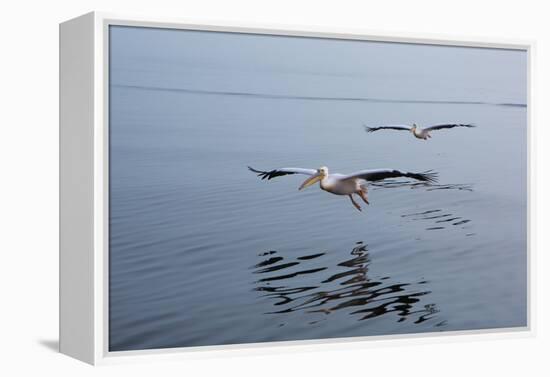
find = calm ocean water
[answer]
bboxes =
[108,26,527,351]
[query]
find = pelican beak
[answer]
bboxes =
[299,173,322,190]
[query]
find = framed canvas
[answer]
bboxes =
[59,12,533,365]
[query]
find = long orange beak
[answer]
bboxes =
[299,173,322,190]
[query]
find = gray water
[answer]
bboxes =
[108,26,527,351]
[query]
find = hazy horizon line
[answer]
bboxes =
[112,83,527,108]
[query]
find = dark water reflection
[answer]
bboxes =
[401,208,473,232]
[253,242,443,326]
[370,180,473,192]
[371,180,475,232]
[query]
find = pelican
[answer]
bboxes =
[364,123,474,140]
[249,166,437,211]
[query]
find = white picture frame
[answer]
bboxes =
[59,11,534,365]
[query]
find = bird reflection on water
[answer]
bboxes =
[253,242,442,326]
[371,180,475,233]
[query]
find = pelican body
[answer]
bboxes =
[249,166,437,211]
[301,167,369,210]
[411,124,430,140]
[365,123,475,140]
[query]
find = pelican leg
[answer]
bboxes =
[348,194,362,211]
[358,189,369,205]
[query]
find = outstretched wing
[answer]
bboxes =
[364,124,410,133]
[248,166,317,180]
[424,123,475,131]
[341,169,438,184]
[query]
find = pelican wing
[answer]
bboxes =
[248,166,317,180]
[424,123,475,131]
[364,125,410,133]
[341,169,438,184]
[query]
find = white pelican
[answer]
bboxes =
[249,166,437,211]
[364,123,474,140]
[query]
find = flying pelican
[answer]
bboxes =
[249,166,437,211]
[364,123,474,140]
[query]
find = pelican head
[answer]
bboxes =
[411,123,417,132]
[299,166,329,190]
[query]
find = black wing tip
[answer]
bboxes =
[407,169,438,184]
[363,125,376,132]
[430,123,476,130]
[418,170,438,184]
[248,166,292,180]
[248,166,270,180]
[454,123,475,128]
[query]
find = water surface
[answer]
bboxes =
[108,26,527,351]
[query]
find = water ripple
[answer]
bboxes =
[253,242,441,325]
[370,181,474,192]
[401,208,474,232]
[112,83,526,108]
